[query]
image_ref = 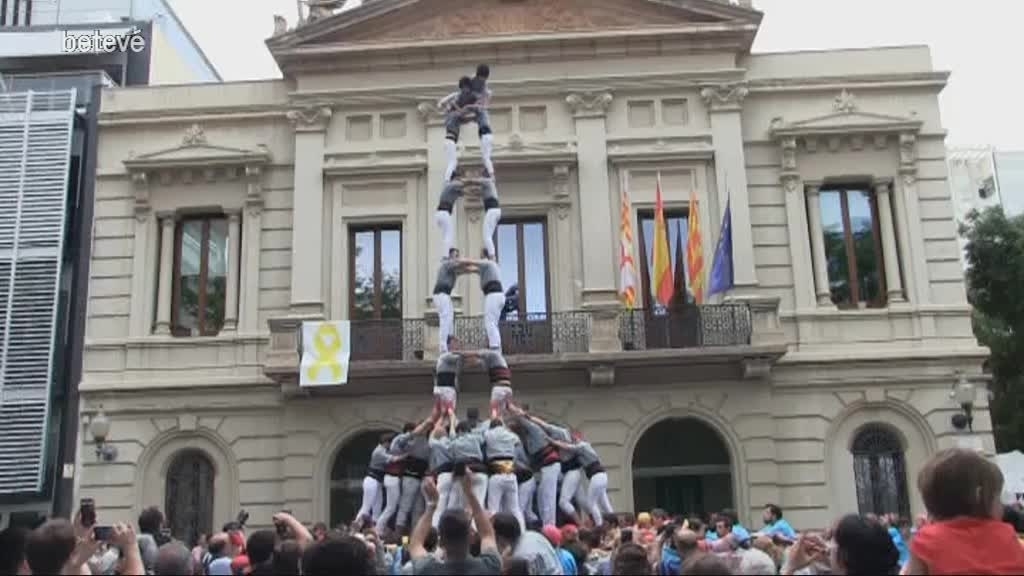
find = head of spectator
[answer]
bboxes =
[437,509,472,561]
[831,514,900,575]
[683,553,733,575]
[311,522,328,542]
[138,506,165,537]
[613,542,652,575]
[0,526,30,576]
[302,535,375,576]
[155,541,193,576]
[919,448,1004,521]
[651,508,669,529]
[270,539,302,575]
[24,519,77,576]
[245,530,276,566]
[739,547,777,575]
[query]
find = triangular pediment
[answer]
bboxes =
[124,126,270,172]
[271,0,760,49]
[771,92,923,138]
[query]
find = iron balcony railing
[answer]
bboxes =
[344,304,752,361]
[618,303,753,351]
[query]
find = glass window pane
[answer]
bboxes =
[177,221,203,333]
[352,231,376,320]
[496,224,519,308]
[819,191,851,305]
[848,190,882,304]
[380,230,402,319]
[522,223,548,315]
[204,219,228,333]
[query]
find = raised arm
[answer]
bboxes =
[409,477,440,560]
[527,414,569,438]
[437,91,458,110]
[460,472,496,551]
[273,512,313,548]
[413,416,435,436]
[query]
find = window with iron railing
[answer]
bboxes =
[172,216,229,337]
[349,225,403,360]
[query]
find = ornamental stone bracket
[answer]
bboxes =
[699,82,749,112]
[565,91,614,118]
[552,164,572,219]
[286,103,333,132]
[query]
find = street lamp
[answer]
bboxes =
[950,372,977,432]
[89,410,118,462]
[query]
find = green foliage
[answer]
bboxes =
[962,207,1024,451]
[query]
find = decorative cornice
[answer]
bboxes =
[286,104,333,132]
[565,91,613,118]
[245,164,265,216]
[606,135,715,164]
[460,139,578,168]
[323,149,429,177]
[699,82,749,111]
[770,90,923,140]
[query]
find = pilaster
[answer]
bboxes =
[129,172,156,337]
[154,212,176,335]
[223,210,242,332]
[241,165,265,333]
[804,186,834,307]
[897,132,935,336]
[700,82,757,290]
[286,104,332,316]
[873,181,905,304]
[565,91,617,306]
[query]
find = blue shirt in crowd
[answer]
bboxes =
[761,518,797,540]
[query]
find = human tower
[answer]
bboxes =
[352,65,613,537]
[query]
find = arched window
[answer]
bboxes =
[632,418,733,516]
[165,450,215,546]
[852,424,910,518]
[330,429,394,528]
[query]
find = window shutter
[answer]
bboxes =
[0,89,75,494]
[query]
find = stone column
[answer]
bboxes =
[286,105,332,317]
[565,91,616,306]
[700,83,757,289]
[779,137,815,311]
[223,210,242,332]
[874,181,905,304]
[129,172,154,337]
[805,186,832,306]
[154,213,176,335]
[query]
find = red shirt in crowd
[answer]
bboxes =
[910,517,1024,575]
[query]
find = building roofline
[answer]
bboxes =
[160,0,222,81]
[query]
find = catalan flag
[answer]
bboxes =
[687,189,705,304]
[618,173,638,309]
[652,173,674,307]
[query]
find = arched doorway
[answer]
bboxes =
[330,429,394,528]
[632,418,733,516]
[165,449,215,546]
[851,423,910,518]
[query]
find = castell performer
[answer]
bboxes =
[514,440,540,526]
[484,418,525,529]
[354,432,400,527]
[526,412,585,525]
[507,404,561,527]
[480,177,502,260]
[437,64,494,183]
[447,415,489,514]
[464,254,505,351]
[432,248,469,354]
[548,434,614,527]
[390,417,434,535]
[433,351,463,414]
[377,423,414,532]
[463,349,513,419]
[427,416,455,528]
[434,171,464,259]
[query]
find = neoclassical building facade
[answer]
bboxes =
[77,0,989,540]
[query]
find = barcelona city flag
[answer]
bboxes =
[687,189,705,304]
[652,173,674,307]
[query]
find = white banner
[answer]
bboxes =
[300,321,351,387]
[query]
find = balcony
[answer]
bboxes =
[265,297,787,391]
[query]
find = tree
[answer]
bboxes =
[962,207,1024,451]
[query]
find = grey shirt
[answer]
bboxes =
[451,430,484,463]
[392,432,430,462]
[513,531,564,576]
[538,421,574,464]
[476,259,502,292]
[428,435,453,472]
[514,442,531,470]
[484,425,520,461]
[434,259,458,295]
[434,352,462,388]
[566,440,601,468]
[437,179,464,211]
[513,416,550,458]
[478,349,507,372]
[368,444,392,472]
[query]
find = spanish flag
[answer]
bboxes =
[652,173,674,307]
[619,173,638,309]
[687,189,705,304]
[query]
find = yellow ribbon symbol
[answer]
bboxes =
[306,323,344,382]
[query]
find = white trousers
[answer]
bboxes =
[586,472,614,527]
[431,472,454,528]
[481,133,495,178]
[537,462,561,527]
[559,467,584,519]
[447,471,489,512]
[484,291,505,350]
[433,386,457,413]
[482,208,501,260]
[433,292,454,353]
[435,211,455,260]
[518,477,539,524]
[356,476,382,523]
[378,474,402,530]
[487,473,524,530]
[490,385,513,418]
[444,139,458,183]
[397,476,424,529]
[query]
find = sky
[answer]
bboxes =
[169,0,1024,150]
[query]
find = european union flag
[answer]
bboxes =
[709,199,734,297]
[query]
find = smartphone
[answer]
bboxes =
[236,510,249,527]
[93,525,113,541]
[79,498,96,528]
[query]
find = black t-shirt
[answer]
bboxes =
[412,548,502,575]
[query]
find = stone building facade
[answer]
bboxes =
[77,0,989,539]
